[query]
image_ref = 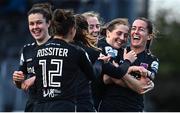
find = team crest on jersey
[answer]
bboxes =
[151,61,159,70]
[140,63,149,69]
[105,46,118,58]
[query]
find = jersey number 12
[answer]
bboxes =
[39,59,63,88]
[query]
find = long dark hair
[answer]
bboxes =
[74,14,99,50]
[52,9,76,37]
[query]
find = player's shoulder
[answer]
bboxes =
[23,42,36,49]
[147,51,159,62]
[69,43,85,52]
[20,42,37,54]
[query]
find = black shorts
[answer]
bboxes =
[99,100,117,112]
[33,100,75,112]
[24,98,37,112]
[99,99,143,112]
[76,98,96,112]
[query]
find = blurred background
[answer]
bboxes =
[0,0,180,112]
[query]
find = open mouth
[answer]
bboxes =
[115,38,123,45]
[33,29,41,36]
[133,35,140,40]
[92,32,99,37]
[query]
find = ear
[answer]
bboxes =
[147,34,153,40]
[106,30,110,38]
[47,20,51,28]
[72,26,76,34]
[70,26,76,37]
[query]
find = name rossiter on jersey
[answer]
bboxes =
[37,47,68,57]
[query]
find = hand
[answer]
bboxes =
[122,74,154,94]
[139,77,154,94]
[21,76,36,90]
[128,66,148,77]
[123,49,137,63]
[112,60,119,67]
[13,71,25,82]
[98,53,111,63]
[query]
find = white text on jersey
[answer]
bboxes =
[37,47,68,57]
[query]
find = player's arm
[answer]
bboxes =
[13,71,36,90]
[147,58,159,80]
[13,48,27,89]
[122,74,154,94]
[111,66,154,94]
[93,52,132,79]
[124,58,159,93]
[92,53,111,79]
[102,48,137,83]
[102,66,154,94]
[13,47,36,90]
[102,59,132,79]
[123,66,154,94]
[21,76,36,90]
[13,71,25,89]
[126,58,159,93]
[78,49,96,80]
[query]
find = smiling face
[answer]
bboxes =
[106,24,129,49]
[28,13,50,43]
[86,16,101,41]
[130,19,151,50]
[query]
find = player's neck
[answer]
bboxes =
[130,46,145,54]
[36,35,51,46]
[54,35,72,43]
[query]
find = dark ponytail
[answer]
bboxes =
[52,9,75,36]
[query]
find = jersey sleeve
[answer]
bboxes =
[148,57,159,80]
[18,47,28,75]
[102,59,131,79]
[78,49,95,81]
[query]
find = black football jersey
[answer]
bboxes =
[33,38,94,102]
[97,38,132,79]
[72,41,98,111]
[99,46,159,112]
[126,47,159,79]
[98,38,124,63]
[18,42,38,99]
[73,41,100,64]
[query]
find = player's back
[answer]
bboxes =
[34,38,94,103]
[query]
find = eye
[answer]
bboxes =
[36,21,43,25]
[124,33,129,39]
[116,31,122,36]
[29,22,34,26]
[131,27,136,31]
[89,25,94,30]
[96,24,100,29]
[139,27,146,32]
